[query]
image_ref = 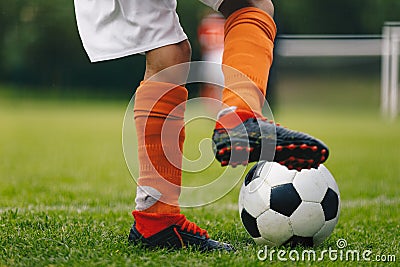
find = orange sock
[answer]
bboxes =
[222,7,277,114]
[134,81,187,214]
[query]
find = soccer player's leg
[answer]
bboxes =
[75,0,233,252]
[129,41,234,251]
[212,0,329,170]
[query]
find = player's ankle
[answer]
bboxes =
[217,106,238,119]
[216,107,262,129]
[217,106,262,119]
[141,201,180,214]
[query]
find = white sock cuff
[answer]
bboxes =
[135,186,162,211]
[217,106,237,119]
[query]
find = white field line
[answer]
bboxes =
[218,196,400,211]
[0,196,399,214]
[340,196,400,208]
[0,203,134,214]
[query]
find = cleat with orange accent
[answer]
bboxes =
[212,108,329,170]
[129,214,234,252]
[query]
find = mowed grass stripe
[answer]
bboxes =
[1,196,398,214]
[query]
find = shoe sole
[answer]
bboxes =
[214,128,329,170]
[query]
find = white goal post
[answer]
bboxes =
[381,22,400,120]
[275,22,400,120]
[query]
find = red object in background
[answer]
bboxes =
[198,13,225,53]
[198,13,225,112]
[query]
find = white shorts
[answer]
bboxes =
[74,0,224,62]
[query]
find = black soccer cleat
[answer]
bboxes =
[128,217,234,252]
[213,109,329,170]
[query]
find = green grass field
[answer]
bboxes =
[0,75,399,266]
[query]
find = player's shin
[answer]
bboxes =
[221,7,277,114]
[133,81,187,215]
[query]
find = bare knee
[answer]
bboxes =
[144,40,191,83]
[219,0,274,18]
[250,0,274,17]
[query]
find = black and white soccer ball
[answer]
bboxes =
[239,161,340,247]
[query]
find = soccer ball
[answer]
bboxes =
[238,161,340,247]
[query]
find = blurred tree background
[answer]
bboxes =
[0,0,399,98]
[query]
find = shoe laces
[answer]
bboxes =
[176,216,210,238]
